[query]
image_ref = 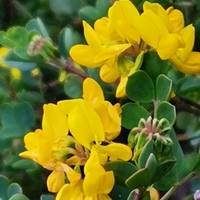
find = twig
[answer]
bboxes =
[160,171,199,200]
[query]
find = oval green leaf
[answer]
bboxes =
[121,103,149,129]
[126,70,155,103]
[156,101,176,126]
[64,74,83,98]
[156,74,172,101]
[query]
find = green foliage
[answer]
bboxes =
[155,101,176,126]
[0,0,200,199]
[79,0,111,25]
[156,74,172,101]
[121,103,149,129]
[64,74,83,98]
[40,195,55,200]
[0,102,35,139]
[105,161,137,186]
[126,71,155,103]
[58,27,83,59]
[0,175,29,200]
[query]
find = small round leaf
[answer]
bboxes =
[126,70,155,103]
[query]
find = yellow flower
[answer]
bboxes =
[56,180,84,200]
[56,149,114,200]
[70,0,143,97]
[58,78,121,140]
[62,99,132,164]
[20,103,81,193]
[170,24,200,74]
[83,148,114,199]
[0,47,21,79]
[135,2,185,60]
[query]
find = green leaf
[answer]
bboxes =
[156,101,176,126]
[141,51,172,82]
[0,31,15,47]
[121,103,149,129]
[5,49,36,71]
[177,75,200,94]
[58,27,83,59]
[0,102,35,139]
[7,27,28,47]
[156,74,172,101]
[109,185,132,200]
[126,71,155,103]
[138,140,154,169]
[104,161,137,185]
[152,159,176,183]
[64,74,83,98]
[13,159,39,171]
[79,6,100,25]
[154,129,185,190]
[0,175,9,200]
[125,167,153,189]
[40,195,55,200]
[9,194,29,200]
[145,153,157,169]
[95,0,111,16]
[7,183,22,198]
[50,0,83,16]
[26,18,48,38]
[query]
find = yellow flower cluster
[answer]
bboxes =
[70,0,200,97]
[20,78,132,200]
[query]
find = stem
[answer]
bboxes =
[4,77,18,100]
[12,0,32,18]
[171,97,200,116]
[160,171,199,200]
[65,59,88,79]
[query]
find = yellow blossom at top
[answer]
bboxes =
[70,0,143,98]
[136,2,200,73]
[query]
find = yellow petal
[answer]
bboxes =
[37,132,53,164]
[70,45,103,67]
[166,7,184,33]
[56,181,84,200]
[137,10,168,49]
[10,68,21,79]
[68,101,105,149]
[94,17,117,42]
[83,78,104,103]
[116,75,128,98]
[143,2,169,28]
[93,101,121,140]
[170,52,200,74]
[99,143,132,161]
[0,47,9,67]
[150,187,160,200]
[42,104,68,141]
[177,24,195,61]
[23,130,39,151]
[60,163,82,185]
[157,33,185,60]
[82,20,101,49]
[94,43,131,63]
[109,0,140,44]
[47,169,65,193]
[57,99,84,115]
[83,149,114,196]
[100,60,120,83]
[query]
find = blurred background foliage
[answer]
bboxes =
[0,0,200,199]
